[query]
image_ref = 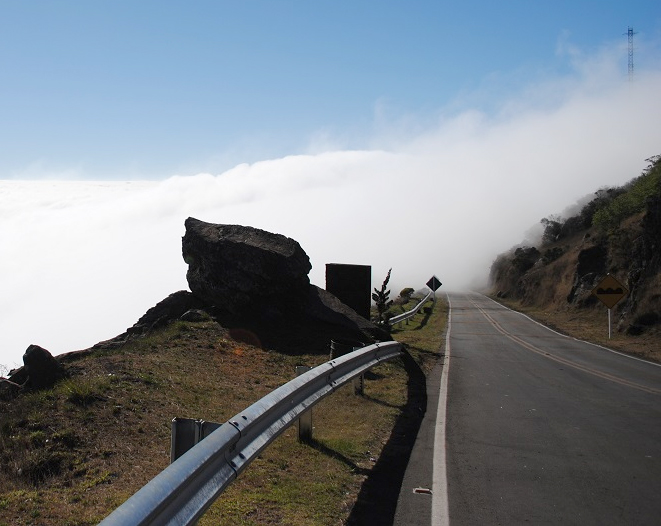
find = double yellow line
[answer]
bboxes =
[472,300,661,396]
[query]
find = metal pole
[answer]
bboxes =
[628,27,634,82]
[608,308,612,339]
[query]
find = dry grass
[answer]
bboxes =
[0,301,447,526]
[389,297,447,374]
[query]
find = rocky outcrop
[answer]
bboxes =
[129,290,206,335]
[626,194,661,326]
[5,218,387,397]
[72,218,387,357]
[181,217,388,352]
[182,218,312,316]
[566,244,607,304]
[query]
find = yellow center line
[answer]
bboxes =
[471,300,661,396]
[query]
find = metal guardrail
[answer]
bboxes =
[388,291,434,325]
[98,341,403,526]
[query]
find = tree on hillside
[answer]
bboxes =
[399,287,415,302]
[540,215,563,244]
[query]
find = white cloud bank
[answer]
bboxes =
[2,48,661,370]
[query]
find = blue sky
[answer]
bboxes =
[2,1,661,368]
[2,1,659,178]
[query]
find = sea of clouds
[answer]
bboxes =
[2,48,661,370]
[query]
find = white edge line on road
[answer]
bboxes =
[431,293,451,526]
[480,293,661,368]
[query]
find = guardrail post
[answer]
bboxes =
[171,417,198,463]
[353,373,364,395]
[296,366,313,442]
[171,418,223,463]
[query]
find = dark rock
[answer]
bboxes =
[225,285,389,355]
[566,244,607,303]
[576,244,607,276]
[633,311,660,327]
[182,218,311,317]
[179,218,388,354]
[308,286,388,342]
[0,378,23,400]
[23,345,64,390]
[130,290,206,335]
[7,365,28,386]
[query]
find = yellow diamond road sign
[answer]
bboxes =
[592,274,628,309]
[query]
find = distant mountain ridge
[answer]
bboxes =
[489,155,661,358]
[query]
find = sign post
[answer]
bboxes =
[426,275,442,303]
[591,274,628,339]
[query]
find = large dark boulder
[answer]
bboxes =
[181,218,388,353]
[22,345,64,390]
[182,218,312,316]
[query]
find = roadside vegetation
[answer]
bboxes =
[538,154,660,243]
[490,154,661,362]
[1,296,446,525]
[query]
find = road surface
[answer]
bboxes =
[395,291,661,525]
[445,292,661,525]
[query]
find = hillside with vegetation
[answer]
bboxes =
[489,155,661,362]
[0,294,445,525]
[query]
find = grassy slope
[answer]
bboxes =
[0,299,446,526]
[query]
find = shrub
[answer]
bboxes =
[372,269,394,326]
[512,247,540,273]
[542,247,564,264]
[399,288,414,301]
[21,449,68,485]
[592,156,661,231]
[61,378,108,407]
[540,215,562,244]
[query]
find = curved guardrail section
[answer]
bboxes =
[388,291,434,325]
[98,341,402,526]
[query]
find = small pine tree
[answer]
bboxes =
[372,268,394,325]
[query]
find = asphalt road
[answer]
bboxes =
[443,292,661,525]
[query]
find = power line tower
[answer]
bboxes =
[627,26,636,82]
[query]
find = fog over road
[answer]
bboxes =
[443,292,661,525]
